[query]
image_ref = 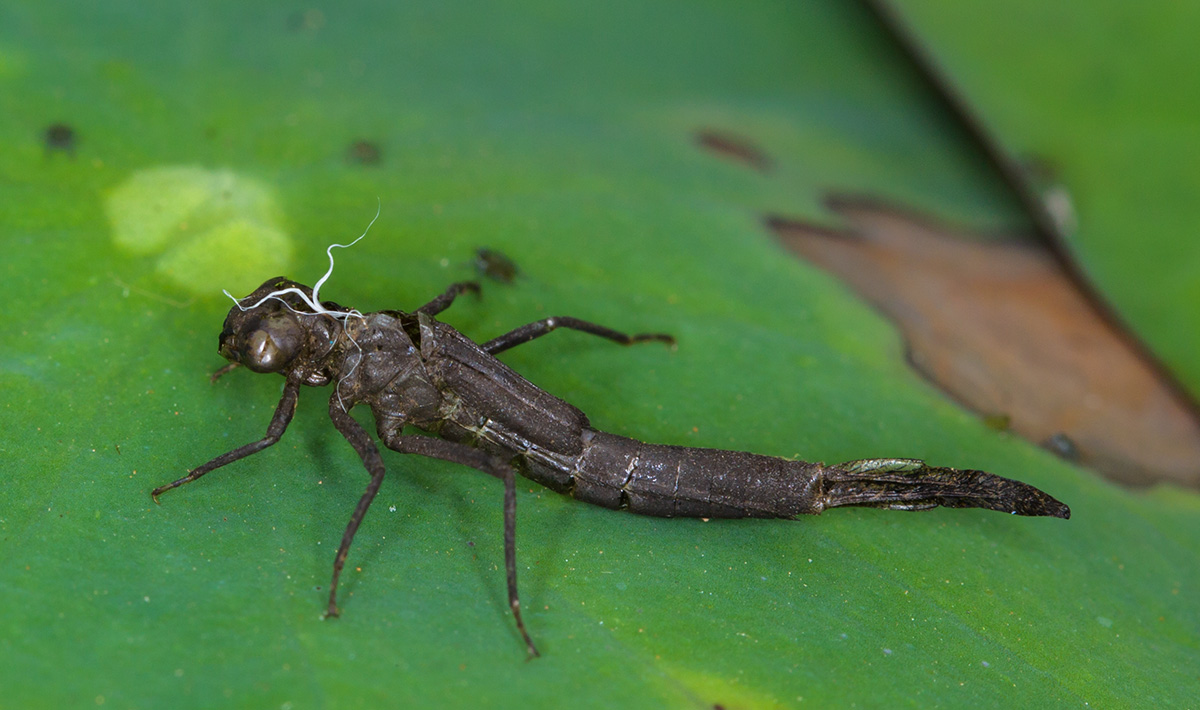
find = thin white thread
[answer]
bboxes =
[223,200,381,320]
[221,201,381,411]
[311,200,380,306]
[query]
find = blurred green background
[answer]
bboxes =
[1,1,1196,707]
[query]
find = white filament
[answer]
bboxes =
[221,202,382,411]
[223,200,381,321]
[310,200,380,307]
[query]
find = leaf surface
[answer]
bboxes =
[1,2,1195,707]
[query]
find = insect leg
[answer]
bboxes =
[209,362,240,382]
[325,396,388,619]
[382,433,540,658]
[482,316,675,355]
[416,281,481,316]
[151,377,301,501]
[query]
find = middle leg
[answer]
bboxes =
[416,281,480,316]
[325,396,389,618]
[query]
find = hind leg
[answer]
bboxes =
[380,431,541,658]
[482,316,674,355]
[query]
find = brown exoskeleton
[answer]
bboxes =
[154,275,1069,657]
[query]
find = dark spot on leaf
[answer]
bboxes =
[1017,154,1061,185]
[346,140,382,166]
[475,248,520,283]
[43,123,76,158]
[982,413,1011,432]
[1043,432,1081,462]
[287,9,325,32]
[695,130,771,172]
[769,195,1200,488]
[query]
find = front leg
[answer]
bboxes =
[152,376,301,501]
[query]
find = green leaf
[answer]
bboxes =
[2,1,1195,708]
[890,0,1200,395]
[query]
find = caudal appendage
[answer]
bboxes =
[824,458,1070,518]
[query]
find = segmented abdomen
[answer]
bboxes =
[415,314,825,519]
[570,430,824,519]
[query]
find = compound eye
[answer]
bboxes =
[244,329,283,372]
[241,314,302,373]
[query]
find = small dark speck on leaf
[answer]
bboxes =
[475,248,520,283]
[695,130,771,172]
[43,123,76,158]
[1043,432,1080,462]
[983,413,1011,432]
[346,140,382,166]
